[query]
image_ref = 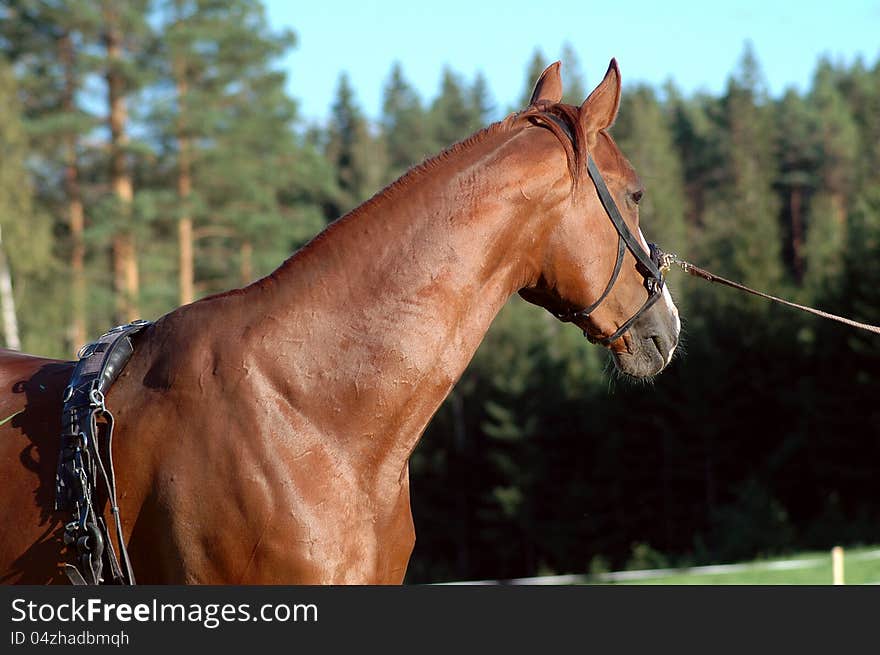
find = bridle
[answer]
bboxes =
[576,153,880,340]
[541,114,668,345]
[537,114,880,345]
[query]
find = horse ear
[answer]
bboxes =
[528,61,563,105]
[580,58,621,133]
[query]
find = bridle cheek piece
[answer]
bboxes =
[554,154,668,346]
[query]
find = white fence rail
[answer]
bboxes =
[436,547,880,585]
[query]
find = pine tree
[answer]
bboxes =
[774,89,821,283]
[0,59,61,355]
[803,193,847,298]
[800,60,860,300]
[324,72,386,218]
[810,58,860,227]
[381,61,431,182]
[0,0,101,351]
[151,0,301,303]
[100,0,154,324]
[429,67,481,149]
[674,46,787,525]
[666,83,725,229]
[842,187,880,356]
[703,43,783,292]
[468,71,494,130]
[833,56,880,190]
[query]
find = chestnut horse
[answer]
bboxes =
[0,60,679,584]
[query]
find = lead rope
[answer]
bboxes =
[658,250,880,336]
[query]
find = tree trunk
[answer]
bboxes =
[178,210,194,305]
[830,192,846,227]
[175,57,194,306]
[240,240,253,286]
[0,228,21,351]
[104,5,140,323]
[60,32,88,351]
[790,186,804,283]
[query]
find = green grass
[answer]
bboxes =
[594,547,880,585]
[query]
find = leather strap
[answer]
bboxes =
[56,319,151,585]
[586,155,662,283]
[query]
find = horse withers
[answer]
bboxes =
[0,58,679,584]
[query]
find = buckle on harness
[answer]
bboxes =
[89,389,106,411]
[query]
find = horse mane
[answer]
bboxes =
[409,101,587,189]
[240,101,589,296]
[321,101,587,232]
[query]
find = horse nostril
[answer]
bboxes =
[649,333,678,367]
[650,335,663,355]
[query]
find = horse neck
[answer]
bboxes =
[243,125,562,481]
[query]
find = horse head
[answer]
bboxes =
[517,59,680,378]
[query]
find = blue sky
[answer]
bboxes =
[263,0,880,124]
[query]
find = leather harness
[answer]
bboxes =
[54,319,152,585]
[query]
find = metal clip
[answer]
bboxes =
[656,250,678,275]
[88,389,106,411]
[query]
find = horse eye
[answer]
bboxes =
[631,189,644,205]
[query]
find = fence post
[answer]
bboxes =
[832,546,844,585]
